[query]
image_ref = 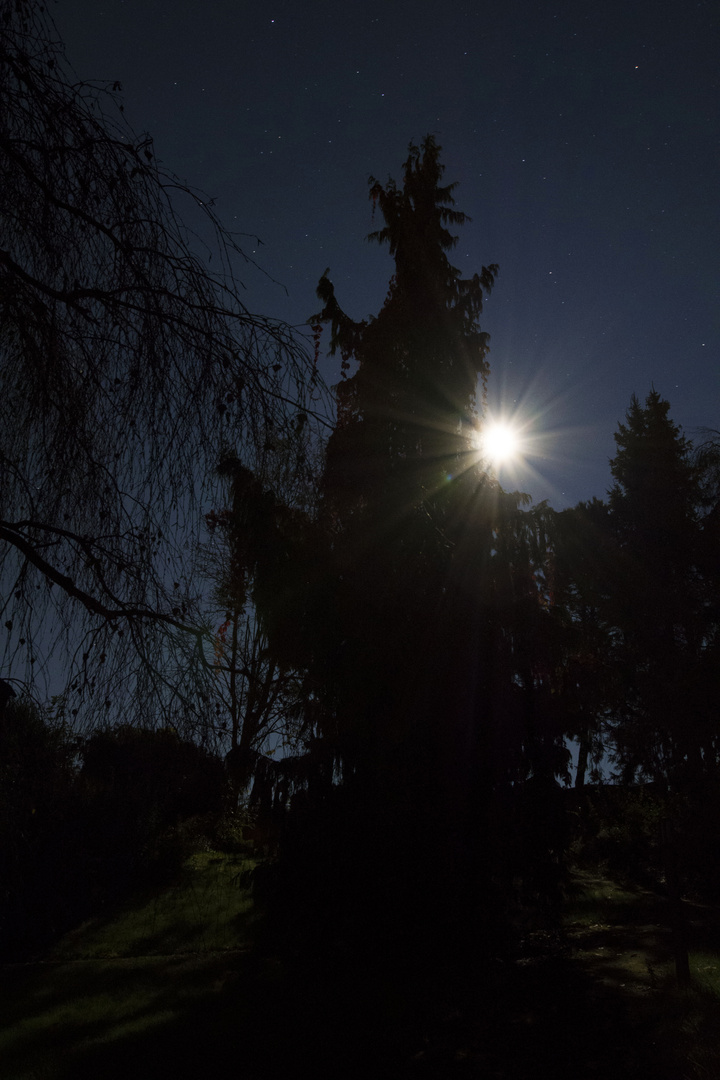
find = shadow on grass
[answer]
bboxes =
[2,946,420,1080]
[563,869,720,1080]
[1,936,703,1080]
[4,862,720,1079]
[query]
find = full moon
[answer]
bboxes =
[480,422,521,464]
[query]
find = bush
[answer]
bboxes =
[0,711,227,959]
[0,696,79,957]
[77,725,225,896]
[568,784,666,887]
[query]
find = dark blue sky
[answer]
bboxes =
[53,0,718,508]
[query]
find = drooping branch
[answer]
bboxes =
[0,522,204,638]
[0,1,331,728]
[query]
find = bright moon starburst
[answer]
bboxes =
[479,421,521,465]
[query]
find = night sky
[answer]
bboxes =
[53,0,718,509]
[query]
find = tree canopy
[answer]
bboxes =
[547,391,719,789]
[605,392,715,784]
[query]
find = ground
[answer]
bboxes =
[402,871,720,1079]
[2,862,720,1079]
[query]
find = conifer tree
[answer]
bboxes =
[311,138,500,789]
[606,391,708,782]
[274,139,566,958]
[316,136,497,527]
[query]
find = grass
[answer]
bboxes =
[564,868,661,926]
[692,951,720,994]
[4,856,720,1079]
[47,850,257,960]
[564,867,720,1079]
[0,850,261,1080]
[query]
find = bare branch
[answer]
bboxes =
[0,1,330,730]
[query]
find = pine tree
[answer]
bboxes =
[310,138,500,782]
[274,139,568,960]
[609,391,697,582]
[606,391,706,783]
[316,136,497,526]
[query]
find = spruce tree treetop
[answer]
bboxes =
[608,390,698,574]
[313,136,498,520]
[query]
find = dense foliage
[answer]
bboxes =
[0,687,224,959]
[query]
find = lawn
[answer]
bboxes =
[564,869,720,1079]
[0,851,264,1080]
[4,858,720,1079]
[47,850,257,960]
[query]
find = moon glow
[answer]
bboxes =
[480,422,521,465]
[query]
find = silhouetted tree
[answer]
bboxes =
[204,452,324,798]
[694,429,720,619]
[264,138,567,959]
[549,499,618,787]
[0,0,326,732]
[605,391,711,784]
[312,138,499,787]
